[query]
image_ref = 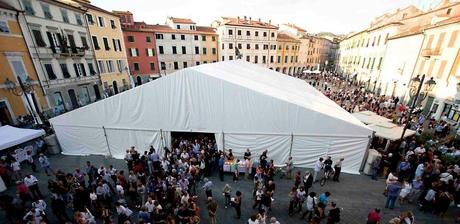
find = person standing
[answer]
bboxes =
[288,187,297,216]
[385,182,401,209]
[202,178,214,198]
[303,171,313,195]
[234,190,242,219]
[38,154,53,176]
[367,208,381,224]
[25,151,36,172]
[207,197,218,224]
[371,156,381,180]
[333,158,344,182]
[218,155,225,181]
[313,158,324,183]
[24,174,43,200]
[327,202,341,224]
[301,192,317,221]
[223,184,232,208]
[10,159,22,180]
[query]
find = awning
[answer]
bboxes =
[0,125,46,150]
[352,111,392,125]
[367,122,416,141]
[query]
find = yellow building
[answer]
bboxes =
[0,2,48,125]
[73,0,131,96]
[275,33,300,75]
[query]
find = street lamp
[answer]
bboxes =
[399,74,436,141]
[4,76,39,124]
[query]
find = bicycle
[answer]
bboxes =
[320,169,335,186]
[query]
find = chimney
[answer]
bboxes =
[237,16,240,22]
[244,16,247,21]
[269,19,271,24]
[249,17,252,22]
[258,18,261,22]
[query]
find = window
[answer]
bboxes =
[32,30,46,47]
[110,20,116,29]
[246,56,250,62]
[212,36,216,41]
[271,32,274,37]
[74,63,86,76]
[254,56,258,64]
[255,31,258,37]
[228,29,233,35]
[86,14,94,25]
[124,36,133,43]
[41,4,52,19]
[229,43,233,49]
[377,57,383,70]
[194,35,198,40]
[61,9,69,23]
[75,14,83,25]
[246,31,250,36]
[160,62,165,70]
[58,63,70,78]
[212,48,216,55]
[129,48,139,57]
[255,44,259,50]
[155,34,164,39]
[270,56,274,63]
[202,47,207,55]
[22,0,35,15]
[203,61,207,64]
[176,25,180,29]
[172,46,177,54]
[97,16,105,27]
[150,62,155,71]
[112,39,118,51]
[88,63,96,75]
[263,32,267,37]
[173,62,178,70]
[81,36,88,49]
[229,56,233,60]
[92,36,100,50]
[222,56,225,61]
[133,63,139,71]
[447,8,452,15]
[44,64,56,79]
[182,46,186,54]
[159,46,164,54]
[116,60,122,72]
[181,35,185,40]
[146,48,155,56]
[291,56,294,63]
[277,56,281,63]
[284,56,288,63]
[237,30,241,35]
[202,35,206,41]
[106,60,115,73]
[196,61,200,65]
[171,34,176,40]
[183,62,187,68]
[103,37,110,50]
[98,60,106,73]
[246,44,250,49]
[195,46,199,54]
[262,56,266,63]
[238,43,242,49]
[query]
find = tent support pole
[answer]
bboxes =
[359,134,374,172]
[384,139,391,152]
[102,126,112,157]
[222,131,225,153]
[160,129,164,155]
[289,133,294,157]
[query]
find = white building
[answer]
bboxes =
[6,0,102,114]
[154,17,218,75]
[212,16,278,68]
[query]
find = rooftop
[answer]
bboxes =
[284,23,306,32]
[219,16,278,29]
[0,1,19,11]
[277,33,301,42]
[168,17,195,24]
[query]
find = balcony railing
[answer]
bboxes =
[421,48,441,58]
[52,46,86,57]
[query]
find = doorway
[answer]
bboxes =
[136,76,142,86]
[68,89,78,109]
[113,81,119,94]
[0,101,13,126]
[170,131,216,150]
[93,84,101,100]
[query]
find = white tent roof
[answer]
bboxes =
[353,111,392,125]
[367,122,416,141]
[0,125,45,150]
[50,60,372,173]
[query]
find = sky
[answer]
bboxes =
[91,0,427,35]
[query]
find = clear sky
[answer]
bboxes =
[91,0,425,35]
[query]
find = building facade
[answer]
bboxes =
[115,11,159,85]
[74,0,131,96]
[274,33,300,75]
[0,2,48,125]
[212,16,278,69]
[6,0,102,115]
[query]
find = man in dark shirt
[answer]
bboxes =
[327,202,340,224]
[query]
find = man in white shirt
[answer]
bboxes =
[313,157,324,183]
[24,174,43,200]
[144,197,156,214]
[11,159,22,180]
[414,145,426,155]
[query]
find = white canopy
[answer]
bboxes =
[0,125,45,150]
[50,60,372,173]
[368,122,416,141]
[353,111,392,125]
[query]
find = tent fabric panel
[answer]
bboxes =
[291,136,331,168]
[224,134,291,166]
[53,125,108,156]
[328,137,370,174]
[105,129,163,159]
[0,125,46,150]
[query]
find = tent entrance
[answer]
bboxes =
[171,131,215,149]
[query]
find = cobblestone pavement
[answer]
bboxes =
[0,154,456,223]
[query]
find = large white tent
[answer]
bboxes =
[50,60,373,173]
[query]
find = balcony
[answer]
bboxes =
[421,48,441,58]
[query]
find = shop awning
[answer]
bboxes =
[0,125,45,150]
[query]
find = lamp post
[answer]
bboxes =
[4,76,39,124]
[399,74,436,141]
